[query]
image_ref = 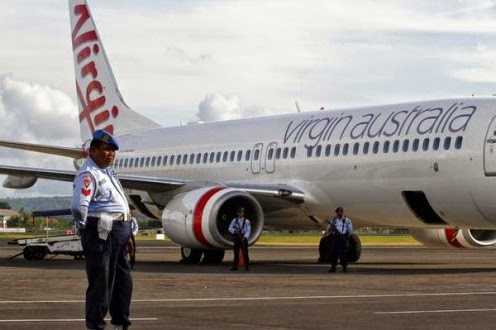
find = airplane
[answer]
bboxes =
[1,0,496,264]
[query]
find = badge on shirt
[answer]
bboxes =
[82,175,92,188]
[81,175,92,196]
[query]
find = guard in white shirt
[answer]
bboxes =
[326,207,353,273]
[71,129,132,330]
[228,207,251,271]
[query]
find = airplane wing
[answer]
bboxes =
[0,165,305,203]
[0,140,83,159]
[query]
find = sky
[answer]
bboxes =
[1,0,496,198]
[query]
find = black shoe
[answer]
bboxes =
[328,266,336,273]
[230,267,238,271]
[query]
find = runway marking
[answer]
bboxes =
[1,291,496,304]
[375,308,496,315]
[0,317,158,323]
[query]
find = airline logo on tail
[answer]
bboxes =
[70,2,120,137]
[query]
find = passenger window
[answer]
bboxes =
[157,156,162,166]
[216,152,221,163]
[315,145,322,157]
[353,142,359,155]
[169,155,175,165]
[124,159,128,168]
[290,147,296,158]
[203,153,208,163]
[196,153,201,164]
[334,144,341,156]
[343,143,349,156]
[151,156,156,167]
[140,157,145,167]
[268,148,274,160]
[412,139,419,152]
[176,155,181,165]
[135,158,139,167]
[230,151,235,162]
[189,154,195,164]
[209,152,215,163]
[422,138,430,151]
[237,150,243,162]
[363,142,369,154]
[145,157,150,167]
[402,140,409,152]
[254,149,260,161]
[444,137,451,150]
[245,150,251,161]
[283,147,289,159]
[325,144,332,157]
[383,141,390,153]
[393,140,399,153]
[455,136,463,149]
[223,151,228,162]
[307,146,313,158]
[433,137,440,151]
[163,156,168,166]
[183,154,188,165]
[276,148,281,159]
[373,141,379,154]
[129,158,134,168]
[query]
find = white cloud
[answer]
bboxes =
[0,75,78,198]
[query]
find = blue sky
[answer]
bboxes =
[1,0,496,197]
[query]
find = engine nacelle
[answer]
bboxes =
[2,175,37,188]
[162,186,264,249]
[410,228,496,248]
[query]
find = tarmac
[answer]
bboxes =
[0,239,495,329]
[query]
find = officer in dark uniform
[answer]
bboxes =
[327,206,353,273]
[71,129,133,330]
[228,207,251,271]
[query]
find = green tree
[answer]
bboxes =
[0,201,11,209]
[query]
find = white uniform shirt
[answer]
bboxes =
[326,216,353,235]
[228,217,251,239]
[71,157,129,230]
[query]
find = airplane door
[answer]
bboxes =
[484,116,496,176]
[265,142,277,173]
[251,143,263,174]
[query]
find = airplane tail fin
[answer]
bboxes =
[69,0,160,142]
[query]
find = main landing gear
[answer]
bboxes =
[180,247,225,264]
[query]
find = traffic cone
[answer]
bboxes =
[238,250,245,267]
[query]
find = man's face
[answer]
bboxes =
[90,144,116,168]
[336,210,344,218]
[237,211,244,218]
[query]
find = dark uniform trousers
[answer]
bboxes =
[330,234,348,267]
[233,236,249,268]
[82,217,132,330]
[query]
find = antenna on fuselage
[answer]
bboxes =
[295,101,301,113]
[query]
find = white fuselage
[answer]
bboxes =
[110,97,496,230]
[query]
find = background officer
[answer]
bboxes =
[228,207,251,271]
[71,129,132,330]
[327,206,353,273]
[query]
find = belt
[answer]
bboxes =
[88,212,131,221]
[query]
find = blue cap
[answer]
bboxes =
[92,129,119,150]
[335,206,343,212]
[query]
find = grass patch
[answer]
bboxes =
[257,235,420,246]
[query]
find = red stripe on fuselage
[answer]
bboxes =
[445,229,464,248]
[193,187,225,248]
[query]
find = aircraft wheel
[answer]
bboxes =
[347,233,362,263]
[202,250,225,264]
[180,247,203,264]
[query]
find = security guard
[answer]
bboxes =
[71,129,132,330]
[327,206,353,273]
[228,207,251,271]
